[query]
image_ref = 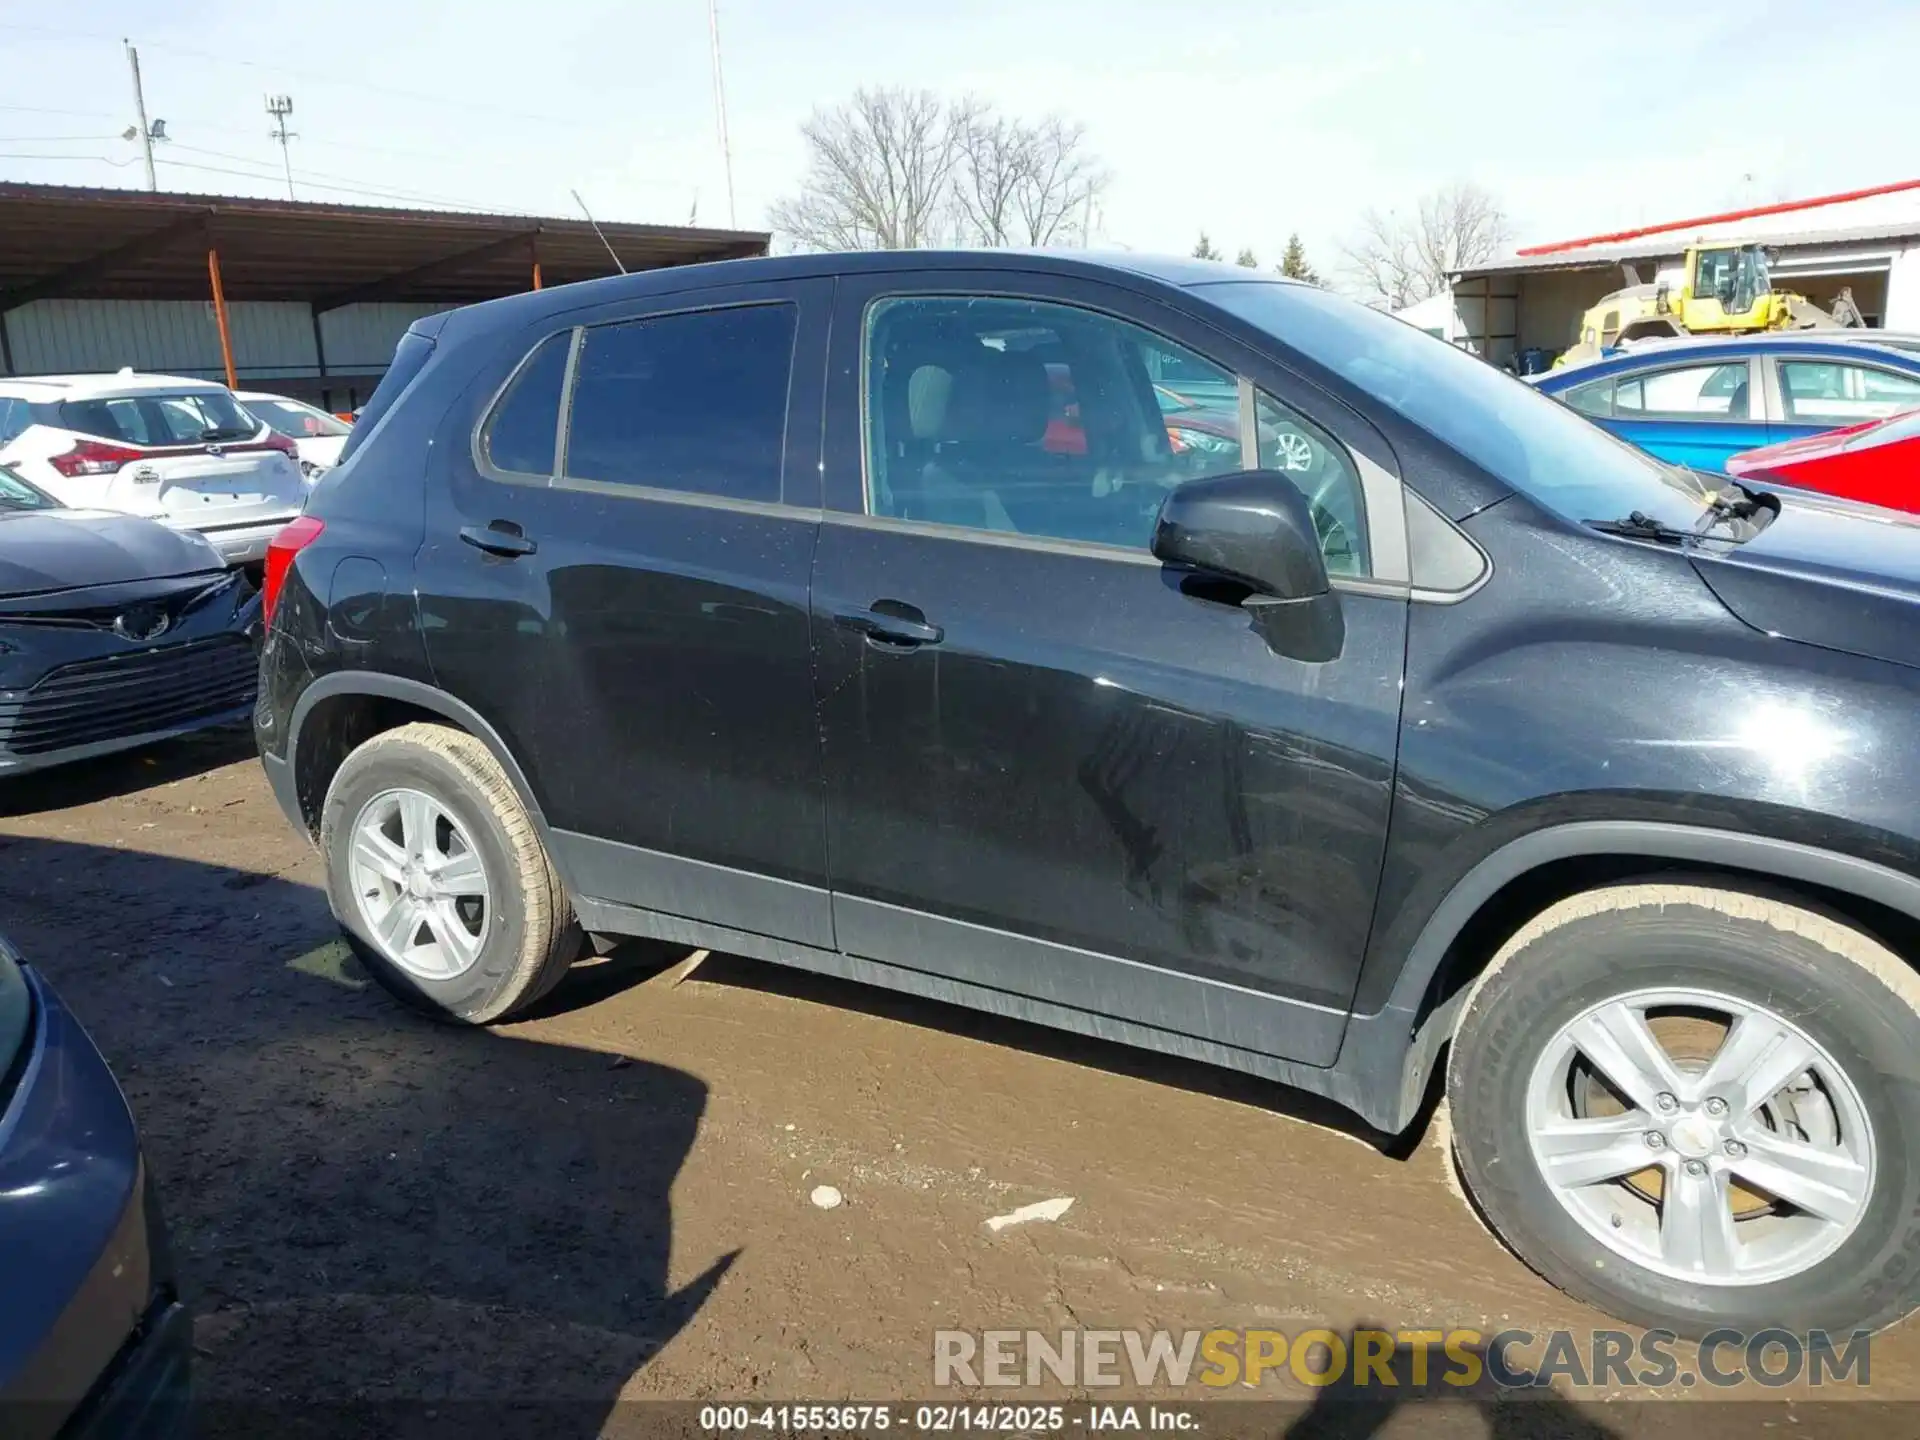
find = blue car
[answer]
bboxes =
[0,934,190,1438]
[1530,332,1920,471]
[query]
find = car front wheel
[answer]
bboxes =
[1448,881,1920,1337]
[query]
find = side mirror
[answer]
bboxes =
[1151,469,1330,602]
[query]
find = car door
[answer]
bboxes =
[809,270,1410,1067]
[1561,357,1762,470]
[415,278,835,947]
[1763,354,1920,446]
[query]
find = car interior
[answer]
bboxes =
[867,297,1368,571]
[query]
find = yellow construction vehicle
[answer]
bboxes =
[1556,243,1861,367]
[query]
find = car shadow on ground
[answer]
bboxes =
[570,942,1428,1154]
[0,824,732,1440]
[1276,1328,1619,1440]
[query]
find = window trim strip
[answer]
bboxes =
[551,325,584,485]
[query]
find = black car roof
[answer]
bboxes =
[432,250,1297,340]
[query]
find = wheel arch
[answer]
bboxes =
[1353,821,1920,1135]
[286,673,558,856]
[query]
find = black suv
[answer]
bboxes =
[257,252,1920,1339]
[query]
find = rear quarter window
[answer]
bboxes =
[339,328,438,464]
[480,331,572,477]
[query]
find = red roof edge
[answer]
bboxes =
[1515,177,1920,257]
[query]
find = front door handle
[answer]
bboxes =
[459,521,537,558]
[834,603,944,649]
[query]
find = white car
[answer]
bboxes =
[0,371,306,567]
[233,390,353,485]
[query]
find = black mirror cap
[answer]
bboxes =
[1151,469,1331,601]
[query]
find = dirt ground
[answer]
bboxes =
[3,730,1917,1439]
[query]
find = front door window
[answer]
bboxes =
[863,295,1371,575]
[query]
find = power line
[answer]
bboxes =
[159,143,544,212]
[150,156,542,214]
[0,103,120,120]
[0,152,138,165]
[0,26,609,133]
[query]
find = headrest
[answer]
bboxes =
[906,364,953,440]
[940,347,1050,446]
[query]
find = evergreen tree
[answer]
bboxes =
[1279,232,1322,285]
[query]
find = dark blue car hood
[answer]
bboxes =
[0,509,224,599]
[1691,486,1920,671]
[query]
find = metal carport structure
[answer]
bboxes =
[0,183,769,405]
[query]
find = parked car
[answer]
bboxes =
[260,250,1920,1340]
[1725,406,1920,513]
[1529,332,1920,471]
[233,390,353,484]
[0,464,260,776]
[0,371,306,568]
[0,931,191,1437]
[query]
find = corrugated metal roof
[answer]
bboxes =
[0,182,769,310]
[1453,222,1920,280]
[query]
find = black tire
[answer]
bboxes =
[1447,881,1920,1338]
[320,722,581,1023]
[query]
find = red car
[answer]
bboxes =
[1726,406,1920,513]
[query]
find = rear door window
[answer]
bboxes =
[1780,360,1920,425]
[1613,362,1750,419]
[1562,377,1614,417]
[563,303,796,504]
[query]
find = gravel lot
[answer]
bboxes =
[3,731,1915,1437]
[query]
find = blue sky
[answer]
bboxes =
[3,0,1918,277]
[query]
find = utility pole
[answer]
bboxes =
[266,95,297,200]
[706,0,737,228]
[125,41,156,191]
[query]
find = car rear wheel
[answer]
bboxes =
[320,722,581,1023]
[1447,881,1920,1337]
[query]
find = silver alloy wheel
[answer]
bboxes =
[1526,987,1875,1286]
[347,787,491,980]
[1272,429,1316,472]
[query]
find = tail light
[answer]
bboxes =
[260,431,299,458]
[49,439,145,477]
[262,516,325,626]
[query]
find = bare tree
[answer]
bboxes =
[950,103,1026,246]
[951,109,1104,246]
[767,88,965,250]
[771,92,1107,252]
[1006,115,1105,246]
[1339,182,1511,307]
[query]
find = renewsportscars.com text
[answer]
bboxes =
[932,1327,1872,1391]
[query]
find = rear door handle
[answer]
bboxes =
[834,604,944,648]
[459,522,537,557]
